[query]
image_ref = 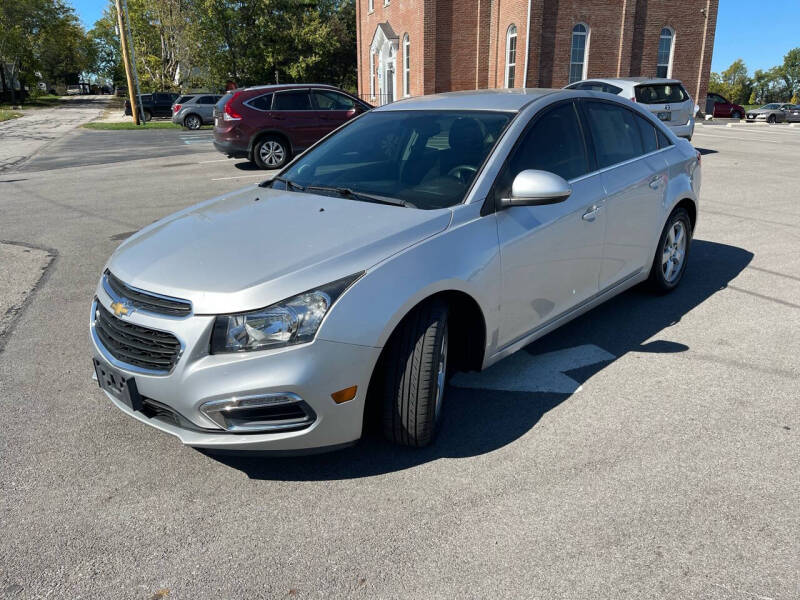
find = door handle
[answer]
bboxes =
[649,175,662,189]
[582,205,600,221]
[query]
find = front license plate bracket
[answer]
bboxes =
[93,359,144,412]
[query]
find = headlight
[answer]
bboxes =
[210,273,362,353]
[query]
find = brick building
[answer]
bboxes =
[356,0,719,105]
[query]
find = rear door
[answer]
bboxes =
[269,89,317,150]
[635,83,692,128]
[194,95,217,122]
[581,100,667,289]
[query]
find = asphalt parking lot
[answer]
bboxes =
[1,123,799,599]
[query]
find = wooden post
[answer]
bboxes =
[115,0,139,125]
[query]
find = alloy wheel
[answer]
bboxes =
[259,141,286,167]
[662,221,687,283]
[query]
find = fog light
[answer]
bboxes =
[199,392,315,433]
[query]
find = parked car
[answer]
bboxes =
[745,103,794,123]
[90,89,700,452]
[66,85,82,96]
[704,93,745,119]
[212,84,372,169]
[786,105,800,123]
[565,77,696,140]
[171,94,223,130]
[124,92,180,121]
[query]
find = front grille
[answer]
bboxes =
[94,303,182,372]
[105,271,191,317]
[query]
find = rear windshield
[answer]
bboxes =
[215,93,234,111]
[635,84,688,104]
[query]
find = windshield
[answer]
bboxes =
[277,110,513,209]
[761,104,780,109]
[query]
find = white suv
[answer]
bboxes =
[566,77,696,141]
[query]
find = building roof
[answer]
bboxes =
[374,88,560,112]
[376,22,398,41]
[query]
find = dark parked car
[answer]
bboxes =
[213,84,371,169]
[705,93,745,119]
[124,92,180,121]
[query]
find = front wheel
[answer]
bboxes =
[731,110,741,120]
[141,109,152,122]
[253,136,289,169]
[767,114,776,124]
[381,300,449,447]
[648,208,692,293]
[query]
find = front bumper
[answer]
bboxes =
[90,288,381,452]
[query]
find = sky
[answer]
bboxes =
[70,0,799,75]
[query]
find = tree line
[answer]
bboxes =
[709,48,800,106]
[1,0,357,102]
[0,0,96,101]
[90,0,357,94]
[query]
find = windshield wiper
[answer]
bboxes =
[262,176,305,191]
[303,185,412,208]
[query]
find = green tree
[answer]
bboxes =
[777,47,800,99]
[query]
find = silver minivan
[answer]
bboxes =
[566,77,696,140]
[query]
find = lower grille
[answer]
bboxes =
[93,302,182,373]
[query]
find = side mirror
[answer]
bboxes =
[499,170,572,208]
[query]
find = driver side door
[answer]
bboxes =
[493,101,606,348]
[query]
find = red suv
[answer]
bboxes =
[213,84,371,169]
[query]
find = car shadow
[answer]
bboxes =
[696,147,718,156]
[204,239,753,480]
[233,161,262,171]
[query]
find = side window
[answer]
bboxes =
[247,93,273,111]
[584,101,644,168]
[494,102,589,198]
[634,114,658,154]
[196,95,214,104]
[312,90,355,110]
[273,91,312,110]
[656,128,672,149]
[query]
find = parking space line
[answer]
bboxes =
[211,173,266,181]
[692,131,795,145]
[198,159,230,163]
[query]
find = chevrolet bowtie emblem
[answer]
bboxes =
[111,301,131,317]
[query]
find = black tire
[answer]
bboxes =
[648,207,692,293]
[381,300,449,447]
[184,113,202,130]
[767,114,776,124]
[731,110,741,120]
[253,135,290,169]
[142,109,152,122]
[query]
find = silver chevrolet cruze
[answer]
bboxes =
[91,89,701,452]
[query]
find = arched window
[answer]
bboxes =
[505,24,517,88]
[657,27,674,78]
[569,23,589,84]
[403,34,410,97]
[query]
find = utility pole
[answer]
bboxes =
[115,0,139,125]
[121,0,145,124]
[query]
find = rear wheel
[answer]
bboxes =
[253,136,289,169]
[381,300,449,447]
[648,207,692,293]
[184,114,202,130]
[141,109,152,122]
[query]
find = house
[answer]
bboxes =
[356,0,719,105]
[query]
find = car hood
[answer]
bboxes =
[107,186,452,314]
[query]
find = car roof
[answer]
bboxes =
[577,77,683,86]
[374,88,560,112]
[240,83,340,93]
